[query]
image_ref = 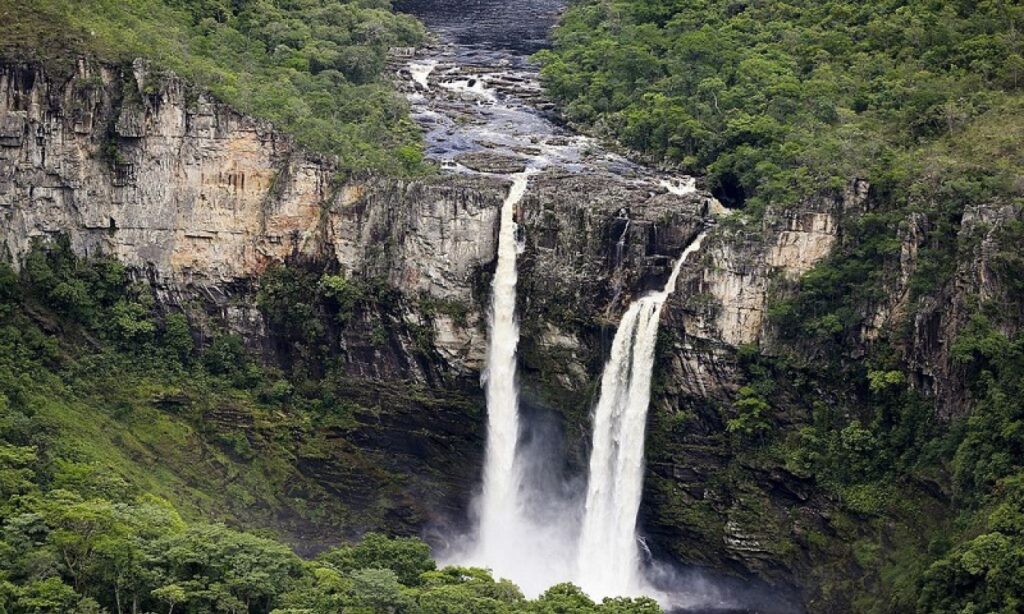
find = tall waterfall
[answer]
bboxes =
[473,173,532,574]
[576,232,708,599]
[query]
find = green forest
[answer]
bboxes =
[537,1,1024,612]
[3,0,1024,612]
[1,0,427,175]
[0,242,662,613]
[537,0,1023,213]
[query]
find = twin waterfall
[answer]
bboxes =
[470,175,706,601]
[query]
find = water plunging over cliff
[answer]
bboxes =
[393,0,723,604]
[577,233,708,600]
[475,173,529,566]
[469,172,581,595]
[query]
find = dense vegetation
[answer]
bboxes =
[4,0,1024,611]
[2,0,427,175]
[0,241,662,613]
[536,1,1024,611]
[537,0,1023,212]
[699,309,1024,613]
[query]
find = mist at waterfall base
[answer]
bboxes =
[450,173,580,597]
[434,208,776,610]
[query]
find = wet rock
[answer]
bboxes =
[455,151,529,174]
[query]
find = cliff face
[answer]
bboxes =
[0,56,845,589]
[5,57,1018,609]
[1,56,861,381]
[900,203,1024,417]
[0,57,510,546]
[1,59,324,280]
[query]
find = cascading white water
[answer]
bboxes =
[660,177,698,196]
[466,172,578,597]
[473,173,531,571]
[409,60,437,89]
[576,232,707,600]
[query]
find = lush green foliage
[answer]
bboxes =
[0,473,658,614]
[538,0,1024,211]
[0,241,663,613]
[4,0,427,175]
[541,0,1024,366]
[716,283,1024,611]
[911,317,1024,613]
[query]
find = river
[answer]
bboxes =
[391,2,796,612]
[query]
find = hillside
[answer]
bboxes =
[1,0,427,175]
[537,1,1024,612]
[3,0,1024,613]
[0,242,655,614]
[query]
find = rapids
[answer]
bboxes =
[391,2,788,612]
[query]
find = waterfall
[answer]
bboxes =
[576,231,707,599]
[614,212,631,267]
[467,172,579,596]
[409,60,437,89]
[473,172,531,574]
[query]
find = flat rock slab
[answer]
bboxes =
[455,152,529,174]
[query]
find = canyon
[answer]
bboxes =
[2,1,1019,611]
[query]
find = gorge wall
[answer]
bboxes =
[3,57,1017,610]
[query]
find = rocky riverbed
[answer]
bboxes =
[393,0,706,197]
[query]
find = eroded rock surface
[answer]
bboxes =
[8,47,1013,611]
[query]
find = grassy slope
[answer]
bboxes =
[1,0,427,176]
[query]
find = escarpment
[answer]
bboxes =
[0,54,888,593]
[0,57,874,381]
[4,54,1020,611]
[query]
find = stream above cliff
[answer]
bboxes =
[393,0,699,192]
[395,0,565,56]
[389,2,797,613]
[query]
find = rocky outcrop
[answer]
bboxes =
[8,54,984,610]
[0,54,862,386]
[0,59,510,369]
[903,202,1024,417]
[0,57,511,546]
[680,181,868,349]
[1,59,322,280]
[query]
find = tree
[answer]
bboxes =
[14,577,79,612]
[417,567,524,610]
[162,313,195,362]
[726,386,773,444]
[319,533,435,587]
[152,583,187,614]
[0,444,37,503]
[202,335,248,376]
[41,495,124,592]
[154,524,303,613]
[600,596,662,613]
[348,568,410,613]
[416,583,509,614]
[529,583,596,613]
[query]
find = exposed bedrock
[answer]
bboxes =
[3,58,1018,609]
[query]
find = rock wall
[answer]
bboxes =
[1,57,929,609]
[0,59,514,369]
[0,57,857,385]
[1,59,323,281]
[902,202,1024,417]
